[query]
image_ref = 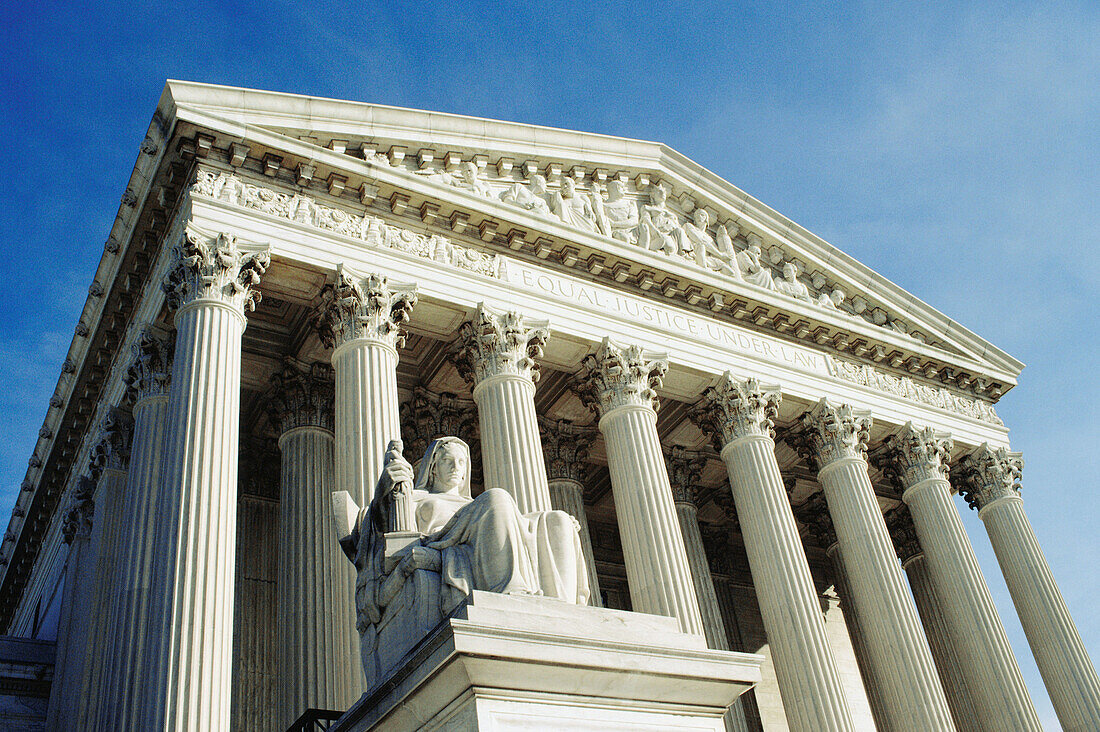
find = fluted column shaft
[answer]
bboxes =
[601,404,704,634]
[44,483,95,731]
[722,435,854,731]
[823,542,891,731]
[333,339,400,503]
[455,305,552,514]
[814,455,955,730]
[956,442,1100,731]
[547,477,601,605]
[277,425,359,723]
[473,375,551,513]
[905,479,1040,729]
[104,392,169,729]
[900,551,983,732]
[77,465,127,728]
[983,494,1100,731]
[146,297,245,730]
[691,376,854,731]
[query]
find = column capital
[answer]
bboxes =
[689,373,781,450]
[451,304,549,387]
[61,477,95,545]
[162,226,269,315]
[124,327,173,405]
[576,338,667,416]
[874,422,953,492]
[270,359,335,434]
[540,417,596,483]
[794,399,872,470]
[884,504,923,564]
[313,267,418,351]
[665,446,706,507]
[400,386,479,465]
[953,443,1023,511]
[90,408,133,480]
[794,493,837,550]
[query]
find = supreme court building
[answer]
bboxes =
[2,81,1098,731]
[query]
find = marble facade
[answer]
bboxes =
[3,81,1099,731]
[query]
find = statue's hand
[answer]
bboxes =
[379,454,414,495]
[398,546,441,575]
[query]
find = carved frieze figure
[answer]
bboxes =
[500,174,552,217]
[430,161,494,198]
[776,263,812,302]
[334,436,589,687]
[551,177,598,233]
[592,179,639,244]
[636,182,683,255]
[683,209,739,277]
[816,287,846,310]
[735,241,776,290]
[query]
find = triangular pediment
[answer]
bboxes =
[159,80,1022,400]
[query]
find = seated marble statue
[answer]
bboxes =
[335,437,590,685]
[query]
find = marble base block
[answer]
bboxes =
[333,591,763,731]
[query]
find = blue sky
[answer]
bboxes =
[2,2,1097,726]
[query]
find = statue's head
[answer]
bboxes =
[606,179,625,199]
[530,174,547,193]
[561,177,576,196]
[461,161,479,182]
[415,437,472,497]
[693,208,709,228]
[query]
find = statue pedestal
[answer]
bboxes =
[333,591,762,731]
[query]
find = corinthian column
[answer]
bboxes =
[270,360,359,724]
[540,417,601,605]
[884,506,983,732]
[796,495,890,732]
[955,444,1100,732]
[147,227,268,731]
[100,328,172,729]
[44,479,95,732]
[453,304,552,514]
[315,267,417,505]
[877,425,1041,731]
[795,399,955,731]
[576,338,705,636]
[78,408,133,728]
[690,375,854,732]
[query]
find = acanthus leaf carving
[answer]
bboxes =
[575,338,667,416]
[873,422,953,493]
[794,493,836,550]
[313,269,417,350]
[89,408,133,478]
[162,226,269,314]
[689,373,781,450]
[953,443,1023,511]
[61,476,95,545]
[540,418,596,484]
[884,504,922,563]
[664,446,706,507]
[269,358,335,433]
[793,399,872,470]
[124,327,173,405]
[451,305,549,386]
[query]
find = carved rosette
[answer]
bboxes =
[794,399,872,470]
[953,443,1024,511]
[794,493,837,550]
[451,305,550,386]
[576,338,668,416]
[539,418,596,483]
[89,409,134,479]
[269,359,335,434]
[689,373,781,450]
[313,269,418,350]
[665,446,706,507]
[61,477,95,545]
[162,227,269,314]
[400,386,479,464]
[884,504,923,563]
[124,328,173,405]
[874,422,953,492]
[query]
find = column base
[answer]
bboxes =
[333,591,762,731]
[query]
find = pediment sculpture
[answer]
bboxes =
[333,436,590,689]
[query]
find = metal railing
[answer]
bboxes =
[286,708,344,731]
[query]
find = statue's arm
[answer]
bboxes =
[331,490,361,562]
